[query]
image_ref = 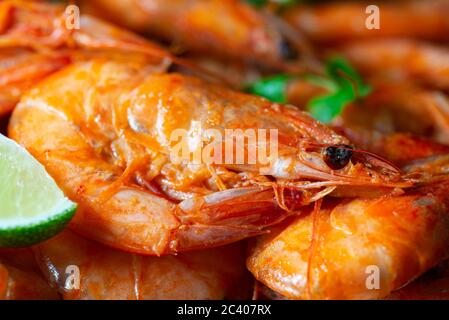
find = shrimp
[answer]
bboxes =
[340,40,449,91]
[80,0,308,70]
[0,248,59,300]
[4,1,412,256]
[248,175,449,299]
[256,258,449,300]
[336,83,449,144]
[8,51,413,255]
[0,0,242,119]
[0,0,169,115]
[34,230,250,300]
[0,1,174,58]
[247,129,449,300]
[0,49,71,117]
[283,0,449,43]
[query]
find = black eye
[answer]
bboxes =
[279,39,298,61]
[323,144,353,170]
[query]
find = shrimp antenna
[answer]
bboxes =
[350,148,402,173]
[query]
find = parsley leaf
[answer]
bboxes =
[306,56,372,123]
[244,74,294,103]
[245,57,371,124]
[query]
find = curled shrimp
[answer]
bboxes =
[247,136,449,300]
[254,258,449,300]
[284,0,449,43]
[34,230,250,300]
[248,177,449,299]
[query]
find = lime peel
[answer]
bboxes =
[0,134,77,247]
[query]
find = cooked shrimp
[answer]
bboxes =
[284,0,449,43]
[248,137,449,300]
[9,52,412,255]
[0,49,70,117]
[81,0,307,70]
[0,0,168,116]
[336,83,449,144]
[0,0,173,61]
[0,0,235,117]
[0,248,59,300]
[254,258,449,300]
[34,230,250,300]
[248,174,449,299]
[340,40,449,91]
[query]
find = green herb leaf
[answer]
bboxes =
[245,57,371,124]
[325,56,372,97]
[244,74,293,103]
[306,57,372,123]
[308,88,354,123]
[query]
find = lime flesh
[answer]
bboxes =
[0,134,76,247]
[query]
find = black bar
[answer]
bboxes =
[0,300,445,319]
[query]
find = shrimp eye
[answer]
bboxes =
[323,144,353,170]
[279,39,298,61]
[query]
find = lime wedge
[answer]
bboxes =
[0,134,76,247]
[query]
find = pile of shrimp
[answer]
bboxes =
[1,0,449,300]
